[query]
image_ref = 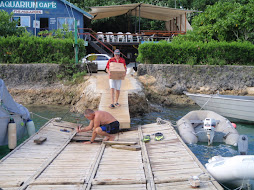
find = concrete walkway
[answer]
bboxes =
[96,72,138,129]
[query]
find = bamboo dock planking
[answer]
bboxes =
[0,119,223,189]
[0,72,222,189]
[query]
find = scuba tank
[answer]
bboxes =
[26,119,35,136]
[8,118,17,150]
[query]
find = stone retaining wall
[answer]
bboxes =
[137,64,254,106]
[0,64,150,116]
[0,64,59,87]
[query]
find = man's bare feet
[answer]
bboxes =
[108,136,115,141]
[83,141,92,144]
[103,136,110,141]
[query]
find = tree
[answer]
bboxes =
[0,10,25,37]
[174,0,254,43]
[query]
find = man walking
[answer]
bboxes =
[106,49,127,109]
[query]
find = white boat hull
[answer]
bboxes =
[206,155,254,188]
[184,92,254,122]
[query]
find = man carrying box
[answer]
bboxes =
[106,49,127,109]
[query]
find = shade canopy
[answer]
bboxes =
[89,3,195,21]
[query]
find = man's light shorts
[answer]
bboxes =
[109,79,122,90]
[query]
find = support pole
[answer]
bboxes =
[74,20,78,65]
[135,8,137,33]
[185,13,187,33]
[34,0,37,36]
[138,5,141,34]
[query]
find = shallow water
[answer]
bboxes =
[1,104,254,189]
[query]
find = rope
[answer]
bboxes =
[200,92,220,110]
[199,95,213,110]
[30,112,51,121]
[64,1,72,20]
[69,0,80,39]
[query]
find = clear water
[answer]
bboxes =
[1,104,254,189]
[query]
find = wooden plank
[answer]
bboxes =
[0,180,24,188]
[92,179,146,185]
[91,184,146,190]
[26,185,81,190]
[34,137,47,145]
[97,73,132,129]
[30,178,84,185]
[18,131,77,190]
[138,126,155,190]
[111,145,141,151]
[103,141,137,145]
[81,144,106,190]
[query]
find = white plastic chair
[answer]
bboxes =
[106,32,115,42]
[136,33,142,42]
[117,32,125,42]
[126,32,133,42]
[97,32,104,42]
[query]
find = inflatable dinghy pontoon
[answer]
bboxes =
[206,155,254,189]
[177,110,239,146]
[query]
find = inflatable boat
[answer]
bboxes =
[206,155,254,189]
[176,110,239,146]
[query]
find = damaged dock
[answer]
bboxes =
[0,118,223,190]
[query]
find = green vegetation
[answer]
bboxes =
[0,10,25,37]
[137,0,254,65]
[0,11,86,80]
[137,41,254,65]
[38,24,74,39]
[175,1,254,43]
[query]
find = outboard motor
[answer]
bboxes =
[203,118,216,145]
[238,135,248,155]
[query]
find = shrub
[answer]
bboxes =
[0,35,86,80]
[137,41,254,65]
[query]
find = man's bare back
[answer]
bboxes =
[76,109,119,144]
[94,110,117,126]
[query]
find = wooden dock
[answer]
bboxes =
[0,119,223,190]
[96,72,137,129]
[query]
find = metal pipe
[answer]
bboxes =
[135,8,137,33]
[138,5,141,34]
[34,0,37,36]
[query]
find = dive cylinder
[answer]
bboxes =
[8,118,17,150]
[26,119,35,136]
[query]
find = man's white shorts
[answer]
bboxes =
[109,79,122,90]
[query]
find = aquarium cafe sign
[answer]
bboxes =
[0,1,57,9]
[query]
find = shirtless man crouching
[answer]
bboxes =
[76,109,119,144]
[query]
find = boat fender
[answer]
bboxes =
[231,122,237,128]
[26,119,36,136]
[238,135,248,155]
[8,118,17,150]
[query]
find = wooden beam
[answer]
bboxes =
[103,141,137,145]
[34,137,47,145]
[111,145,141,151]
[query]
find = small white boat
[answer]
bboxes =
[0,79,34,148]
[206,155,254,189]
[177,110,239,146]
[184,91,254,123]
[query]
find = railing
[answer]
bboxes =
[81,32,115,54]
[79,28,183,44]
[79,31,127,58]
[140,30,186,36]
